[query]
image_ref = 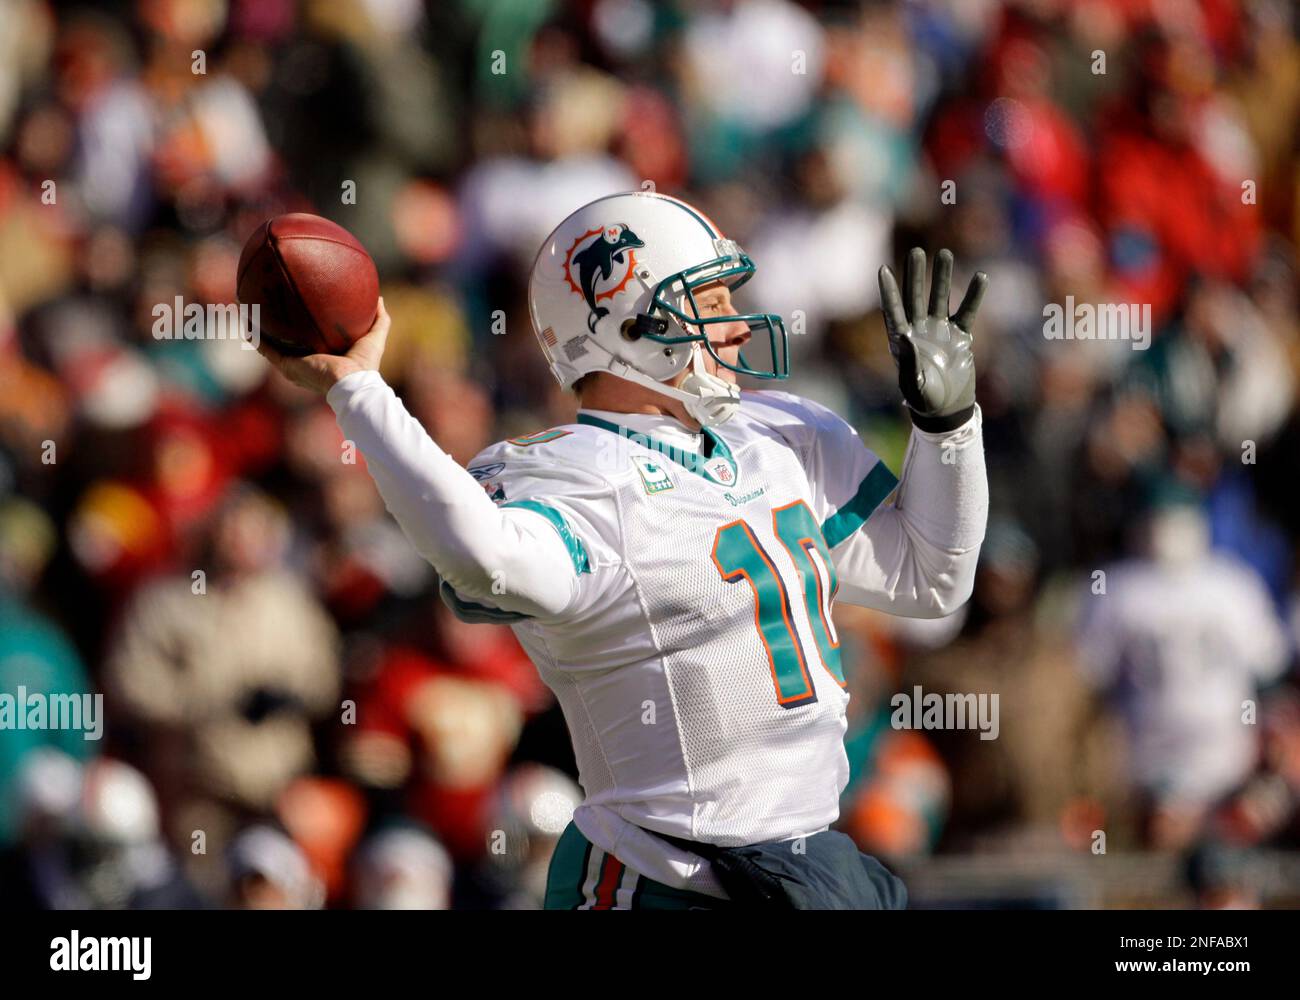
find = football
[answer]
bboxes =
[236,213,379,356]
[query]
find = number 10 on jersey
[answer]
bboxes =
[711,499,845,708]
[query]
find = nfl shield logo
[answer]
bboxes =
[704,456,735,485]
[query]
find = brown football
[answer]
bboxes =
[236,213,379,356]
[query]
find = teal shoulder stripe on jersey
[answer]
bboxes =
[502,500,591,575]
[821,462,900,549]
[438,579,530,624]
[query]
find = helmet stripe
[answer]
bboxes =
[646,192,722,239]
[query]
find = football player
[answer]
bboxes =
[257,191,988,909]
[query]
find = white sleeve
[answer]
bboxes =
[748,391,987,618]
[832,409,988,618]
[326,370,580,620]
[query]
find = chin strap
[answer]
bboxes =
[609,345,741,427]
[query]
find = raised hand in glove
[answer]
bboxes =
[878,247,987,433]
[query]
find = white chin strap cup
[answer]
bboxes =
[611,346,741,428]
[678,358,741,427]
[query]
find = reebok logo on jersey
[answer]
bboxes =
[468,463,508,502]
[632,455,674,494]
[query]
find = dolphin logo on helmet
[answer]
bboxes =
[566,224,645,332]
[530,191,789,427]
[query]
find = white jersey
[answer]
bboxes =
[1076,553,1288,803]
[447,393,894,891]
[327,371,987,897]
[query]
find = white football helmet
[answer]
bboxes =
[528,191,788,426]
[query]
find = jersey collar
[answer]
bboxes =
[577,412,739,486]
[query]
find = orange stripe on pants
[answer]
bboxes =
[592,854,625,910]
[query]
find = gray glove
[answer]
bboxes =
[878,247,987,432]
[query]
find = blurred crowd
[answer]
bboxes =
[1,0,1299,909]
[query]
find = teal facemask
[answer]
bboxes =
[633,240,789,380]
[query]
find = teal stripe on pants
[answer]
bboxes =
[544,822,734,910]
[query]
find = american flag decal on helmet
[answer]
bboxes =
[541,326,558,347]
